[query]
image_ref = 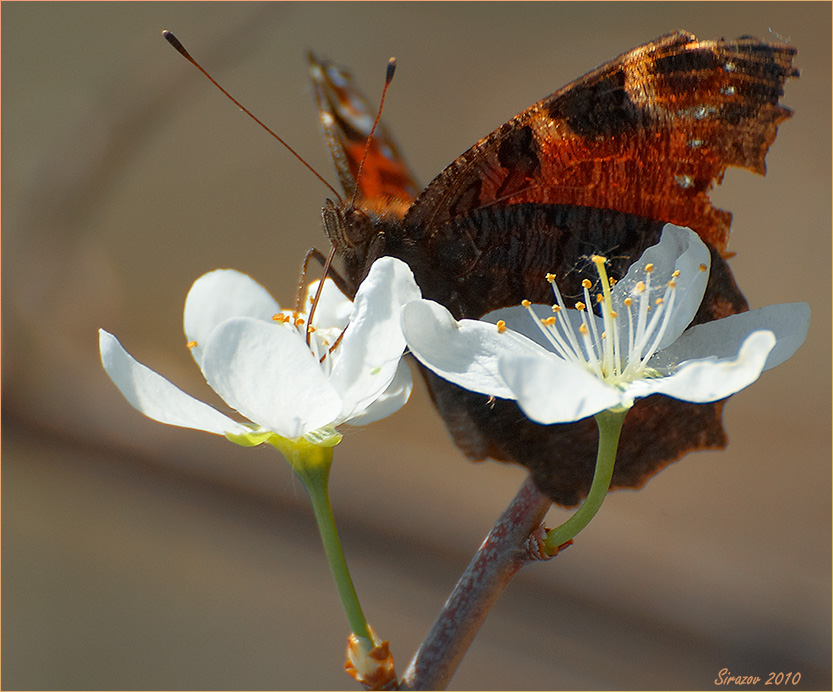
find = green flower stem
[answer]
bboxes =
[542,408,627,553]
[272,438,373,646]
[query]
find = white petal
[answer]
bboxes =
[303,277,353,330]
[184,269,280,367]
[344,360,413,426]
[329,258,422,419]
[402,299,544,399]
[200,317,342,439]
[612,225,710,349]
[633,330,776,403]
[499,353,623,424]
[653,302,810,372]
[99,329,248,435]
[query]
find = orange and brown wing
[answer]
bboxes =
[406,31,798,252]
[308,52,420,216]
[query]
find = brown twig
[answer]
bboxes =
[397,475,553,690]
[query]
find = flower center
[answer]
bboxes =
[523,256,697,387]
[273,309,343,369]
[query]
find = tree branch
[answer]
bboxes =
[398,474,552,690]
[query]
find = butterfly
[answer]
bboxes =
[308,31,798,506]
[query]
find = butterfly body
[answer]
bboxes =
[311,31,797,506]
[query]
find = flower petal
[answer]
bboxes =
[632,329,776,403]
[329,258,422,420]
[99,329,248,435]
[345,360,413,426]
[183,269,280,367]
[652,302,810,372]
[302,277,353,330]
[200,317,342,439]
[612,225,710,349]
[402,299,543,399]
[498,353,623,424]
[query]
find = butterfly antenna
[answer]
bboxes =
[350,57,397,207]
[162,30,341,200]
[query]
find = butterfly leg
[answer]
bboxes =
[294,246,353,311]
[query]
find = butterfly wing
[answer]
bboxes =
[393,32,797,506]
[406,31,798,253]
[308,52,420,216]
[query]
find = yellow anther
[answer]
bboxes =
[668,279,677,288]
[635,281,646,293]
[294,317,305,327]
[699,263,707,272]
[655,297,664,305]
[672,270,680,278]
[645,263,655,273]
[545,272,556,282]
[609,310,618,318]
[521,299,531,307]
[542,316,556,326]
[596,293,603,303]
[609,277,617,286]
[272,313,287,323]
[496,320,507,333]
[552,305,561,313]
[575,301,586,311]
[579,323,589,335]
[623,297,633,306]
[582,278,592,289]
[186,340,197,349]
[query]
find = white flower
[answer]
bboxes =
[100,257,421,443]
[402,225,810,425]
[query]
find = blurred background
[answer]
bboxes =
[3,3,830,690]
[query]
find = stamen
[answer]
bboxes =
[545,273,556,282]
[545,274,585,358]
[186,340,197,349]
[526,300,573,360]
[645,263,655,273]
[575,301,586,311]
[581,275,603,355]
[637,278,678,370]
[496,320,507,333]
[699,263,707,272]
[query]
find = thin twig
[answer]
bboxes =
[398,475,552,690]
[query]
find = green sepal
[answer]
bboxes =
[225,428,277,447]
[225,426,342,453]
[304,426,342,448]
